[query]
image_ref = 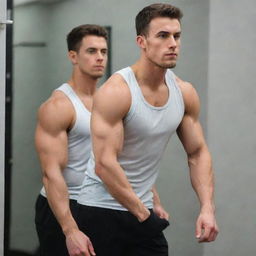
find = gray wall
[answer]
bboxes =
[11,3,51,252]
[205,0,256,255]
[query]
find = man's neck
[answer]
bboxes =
[131,58,167,89]
[67,71,97,96]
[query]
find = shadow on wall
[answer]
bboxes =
[6,249,39,256]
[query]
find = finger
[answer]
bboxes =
[156,211,164,218]
[207,229,216,242]
[207,225,219,242]
[212,229,219,241]
[195,220,202,239]
[72,245,91,256]
[79,249,90,256]
[199,226,211,243]
[211,225,219,241]
[163,212,169,220]
[207,222,219,242]
[73,249,84,256]
[158,212,163,218]
[88,240,96,256]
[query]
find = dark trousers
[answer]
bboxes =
[35,194,78,256]
[77,204,169,256]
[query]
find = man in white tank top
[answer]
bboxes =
[77,3,219,256]
[35,23,167,256]
[34,24,108,256]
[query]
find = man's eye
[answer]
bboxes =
[87,49,96,53]
[159,33,168,38]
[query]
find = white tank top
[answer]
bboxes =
[78,67,184,210]
[40,83,91,200]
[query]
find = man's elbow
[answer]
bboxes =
[41,168,62,187]
[95,155,115,178]
[187,145,211,166]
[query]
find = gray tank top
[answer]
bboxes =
[78,67,184,210]
[40,83,91,200]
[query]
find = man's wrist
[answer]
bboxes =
[153,201,162,208]
[62,220,79,236]
[137,207,150,222]
[200,203,215,214]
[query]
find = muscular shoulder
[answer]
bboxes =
[94,73,131,118]
[37,91,74,133]
[175,76,200,117]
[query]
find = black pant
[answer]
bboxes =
[35,195,78,256]
[77,204,169,256]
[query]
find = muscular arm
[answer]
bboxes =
[35,95,94,256]
[91,75,150,222]
[176,79,218,242]
[35,98,76,233]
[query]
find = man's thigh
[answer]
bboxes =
[128,232,169,256]
[77,205,126,256]
[122,210,169,256]
[77,205,169,256]
[36,225,68,256]
[35,195,77,256]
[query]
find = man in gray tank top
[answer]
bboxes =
[77,3,219,256]
[34,24,108,256]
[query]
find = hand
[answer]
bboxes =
[66,229,96,256]
[196,210,219,243]
[138,208,151,222]
[153,203,169,221]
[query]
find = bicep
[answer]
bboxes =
[177,115,205,156]
[177,82,206,155]
[91,105,124,163]
[35,112,68,175]
[90,81,129,164]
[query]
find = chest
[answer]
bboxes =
[124,97,182,142]
[140,84,169,107]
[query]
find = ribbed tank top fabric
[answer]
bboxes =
[40,83,91,200]
[78,67,184,210]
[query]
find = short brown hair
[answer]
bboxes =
[67,24,108,51]
[135,3,183,36]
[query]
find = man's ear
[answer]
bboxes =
[136,35,146,49]
[68,50,77,65]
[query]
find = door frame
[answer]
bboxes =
[1,0,13,254]
[0,0,7,254]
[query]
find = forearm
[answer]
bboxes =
[152,185,161,206]
[96,160,149,221]
[43,172,78,235]
[188,148,215,212]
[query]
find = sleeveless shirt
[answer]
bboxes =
[78,67,184,210]
[40,83,91,200]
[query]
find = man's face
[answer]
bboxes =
[72,35,108,79]
[141,17,181,69]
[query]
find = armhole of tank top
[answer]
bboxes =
[56,85,79,132]
[168,70,185,115]
[115,71,136,124]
